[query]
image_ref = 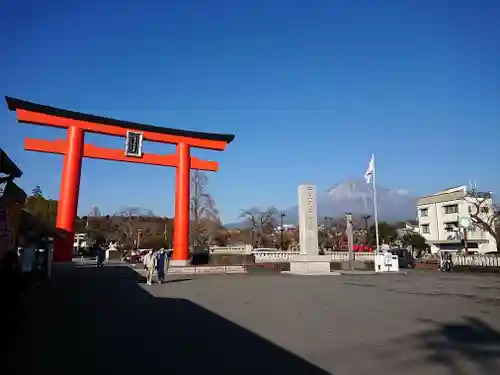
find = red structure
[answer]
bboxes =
[5,97,234,263]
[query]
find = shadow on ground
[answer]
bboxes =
[6,265,331,375]
[417,317,500,375]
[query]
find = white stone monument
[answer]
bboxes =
[287,185,338,275]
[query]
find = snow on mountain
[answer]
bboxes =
[319,179,417,221]
[226,179,418,227]
[282,179,417,224]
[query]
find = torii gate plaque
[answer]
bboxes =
[5,97,234,264]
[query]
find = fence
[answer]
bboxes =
[452,254,500,267]
[209,245,253,255]
[140,246,500,268]
[251,252,500,266]
[252,251,375,263]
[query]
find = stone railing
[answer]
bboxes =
[184,245,379,263]
[452,254,500,267]
[328,251,375,262]
[253,251,375,263]
[253,251,299,263]
[209,245,253,255]
[327,251,349,262]
[349,252,376,261]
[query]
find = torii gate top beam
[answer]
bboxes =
[5,97,235,151]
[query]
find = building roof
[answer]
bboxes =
[0,148,22,178]
[5,96,235,144]
[405,220,419,226]
[435,186,467,195]
[0,180,27,204]
[417,190,467,206]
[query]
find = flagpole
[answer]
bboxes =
[372,154,381,253]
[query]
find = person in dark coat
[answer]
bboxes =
[156,248,169,283]
[96,244,106,268]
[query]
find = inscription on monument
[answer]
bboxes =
[298,184,319,256]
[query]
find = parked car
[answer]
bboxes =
[389,248,416,268]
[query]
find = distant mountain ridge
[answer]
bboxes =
[227,179,418,227]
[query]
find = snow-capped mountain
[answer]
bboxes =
[282,179,417,223]
[323,179,416,219]
[226,179,418,227]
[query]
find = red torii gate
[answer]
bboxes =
[5,97,234,264]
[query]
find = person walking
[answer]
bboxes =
[96,244,106,268]
[143,249,157,285]
[156,248,169,283]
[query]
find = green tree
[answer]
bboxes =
[369,222,398,245]
[24,195,58,228]
[402,233,430,257]
[32,185,43,198]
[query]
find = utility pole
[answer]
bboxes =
[459,216,470,255]
[346,213,354,270]
[280,212,286,250]
[463,227,469,255]
[324,216,333,229]
[136,229,142,249]
[324,216,332,251]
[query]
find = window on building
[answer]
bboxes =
[421,224,430,234]
[444,222,459,232]
[444,204,458,214]
[480,206,489,214]
[419,208,428,217]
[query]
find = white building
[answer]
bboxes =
[73,233,88,250]
[417,186,497,254]
[396,221,420,239]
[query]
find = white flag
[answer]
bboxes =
[364,154,375,184]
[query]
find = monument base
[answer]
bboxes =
[285,255,340,275]
[339,260,369,271]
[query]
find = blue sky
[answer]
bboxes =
[1,0,499,222]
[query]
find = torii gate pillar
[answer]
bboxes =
[172,142,191,266]
[54,126,84,262]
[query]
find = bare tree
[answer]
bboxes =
[239,207,279,247]
[467,190,500,250]
[191,171,219,249]
[114,207,155,249]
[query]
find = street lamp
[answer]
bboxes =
[346,213,354,270]
[280,212,286,250]
[324,216,333,228]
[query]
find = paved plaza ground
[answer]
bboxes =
[6,264,500,375]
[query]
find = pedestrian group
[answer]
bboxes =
[143,248,170,285]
